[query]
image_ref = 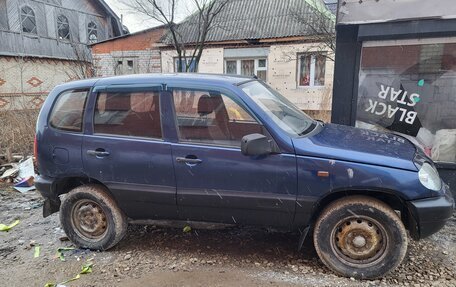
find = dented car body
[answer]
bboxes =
[35,74,454,279]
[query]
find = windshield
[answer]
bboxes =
[240,81,316,136]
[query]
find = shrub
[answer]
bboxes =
[0,109,39,157]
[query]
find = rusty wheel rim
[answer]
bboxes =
[331,216,388,266]
[71,199,108,240]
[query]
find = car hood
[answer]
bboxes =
[292,123,418,171]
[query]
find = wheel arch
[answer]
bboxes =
[298,188,417,250]
[45,176,117,217]
[313,189,407,218]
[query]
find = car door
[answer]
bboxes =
[168,85,297,227]
[82,85,177,220]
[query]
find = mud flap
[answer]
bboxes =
[43,199,60,218]
[298,226,310,251]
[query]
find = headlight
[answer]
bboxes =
[418,163,442,191]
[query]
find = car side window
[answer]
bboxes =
[172,88,264,147]
[94,91,162,139]
[49,90,88,132]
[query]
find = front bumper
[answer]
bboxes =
[35,175,60,217]
[407,184,455,240]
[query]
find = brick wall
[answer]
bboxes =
[93,49,162,77]
[91,27,166,77]
[91,27,166,53]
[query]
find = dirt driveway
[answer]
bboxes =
[0,185,455,287]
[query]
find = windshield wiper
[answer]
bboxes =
[299,121,318,136]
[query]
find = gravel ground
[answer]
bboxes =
[0,185,455,287]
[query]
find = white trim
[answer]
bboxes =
[223,58,267,80]
[309,55,316,87]
[297,54,326,88]
[363,37,456,48]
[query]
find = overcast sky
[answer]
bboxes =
[104,0,197,33]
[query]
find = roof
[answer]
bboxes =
[163,0,335,44]
[96,0,121,20]
[323,0,338,14]
[94,0,126,36]
[337,0,456,25]
[90,24,167,46]
[93,73,253,87]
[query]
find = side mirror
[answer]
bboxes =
[241,133,273,156]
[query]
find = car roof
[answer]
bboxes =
[97,73,253,86]
[61,73,253,89]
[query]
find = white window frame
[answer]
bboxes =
[297,54,326,88]
[224,58,267,80]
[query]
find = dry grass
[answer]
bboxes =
[0,109,39,157]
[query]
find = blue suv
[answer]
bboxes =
[35,74,454,279]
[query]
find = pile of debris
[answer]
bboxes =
[0,155,36,193]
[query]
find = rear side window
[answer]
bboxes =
[49,90,88,132]
[94,91,162,139]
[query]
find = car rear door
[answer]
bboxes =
[166,84,297,227]
[82,85,177,220]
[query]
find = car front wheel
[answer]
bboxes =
[60,184,128,250]
[313,195,408,279]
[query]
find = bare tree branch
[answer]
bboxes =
[65,43,95,80]
[288,0,336,62]
[122,0,229,72]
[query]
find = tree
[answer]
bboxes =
[65,43,95,80]
[290,0,336,61]
[122,0,229,72]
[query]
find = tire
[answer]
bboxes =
[60,184,128,250]
[313,195,408,279]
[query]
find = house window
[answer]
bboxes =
[174,57,197,72]
[127,60,134,71]
[115,59,137,75]
[20,6,37,34]
[57,15,70,40]
[224,59,267,81]
[298,54,326,87]
[88,21,98,43]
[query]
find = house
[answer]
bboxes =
[91,25,166,77]
[91,0,335,120]
[161,0,336,120]
[0,0,125,110]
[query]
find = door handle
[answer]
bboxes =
[176,156,203,165]
[87,149,110,158]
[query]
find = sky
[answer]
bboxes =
[104,0,197,33]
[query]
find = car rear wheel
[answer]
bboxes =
[313,196,408,279]
[60,184,128,250]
